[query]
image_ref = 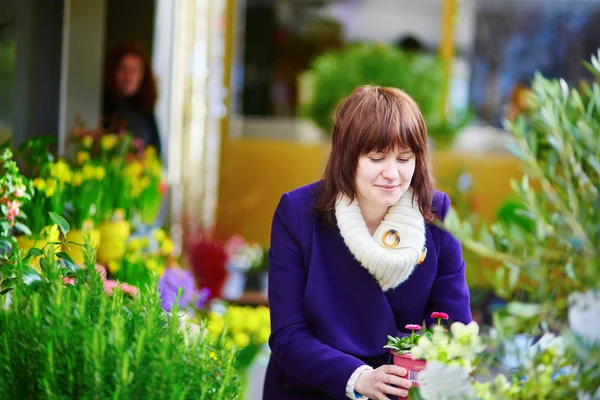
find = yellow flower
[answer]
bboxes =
[100,134,118,150]
[139,176,150,191]
[76,151,90,164]
[50,160,72,183]
[152,229,166,243]
[208,313,225,336]
[145,258,161,273]
[82,136,94,149]
[94,166,105,180]
[145,146,157,160]
[233,332,250,348]
[127,237,144,252]
[257,327,270,344]
[33,178,46,191]
[45,180,57,197]
[72,172,83,187]
[122,161,142,178]
[160,239,174,256]
[107,260,120,274]
[83,165,96,180]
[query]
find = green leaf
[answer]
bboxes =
[48,212,69,236]
[14,222,32,236]
[27,247,44,258]
[56,252,80,272]
[0,288,13,296]
[0,238,13,250]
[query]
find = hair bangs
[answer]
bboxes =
[352,88,425,156]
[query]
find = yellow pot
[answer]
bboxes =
[16,225,61,270]
[62,228,101,265]
[97,221,131,264]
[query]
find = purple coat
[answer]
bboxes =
[264,182,472,399]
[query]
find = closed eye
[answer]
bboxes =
[369,157,384,162]
[397,158,410,163]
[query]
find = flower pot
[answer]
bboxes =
[17,225,60,270]
[392,351,426,399]
[97,221,130,264]
[62,228,100,265]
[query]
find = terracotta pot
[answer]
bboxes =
[392,350,426,400]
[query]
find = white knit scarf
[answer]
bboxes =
[335,188,426,291]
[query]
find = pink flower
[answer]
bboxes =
[103,280,139,297]
[431,311,449,326]
[6,200,20,223]
[224,235,246,257]
[132,137,145,150]
[430,312,449,320]
[405,324,421,331]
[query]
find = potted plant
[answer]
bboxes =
[385,312,451,397]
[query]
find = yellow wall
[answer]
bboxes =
[216,138,524,288]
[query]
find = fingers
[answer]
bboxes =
[382,374,412,389]
[383,364,407,377]
[382,384,409,398]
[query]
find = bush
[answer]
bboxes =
[300,43,471,148]
[0,228,241,399]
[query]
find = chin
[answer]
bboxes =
[376,194,402,207]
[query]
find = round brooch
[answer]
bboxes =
[381,229,401,248]
[418,246,427,264]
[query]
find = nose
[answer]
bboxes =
[381,160,399,180]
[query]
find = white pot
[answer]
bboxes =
[222,269,247,300]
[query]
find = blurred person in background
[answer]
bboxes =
[265,85,472,400]
[102,43,162,156]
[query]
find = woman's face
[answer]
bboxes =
[354,148,416,209]
[115,53,144,97]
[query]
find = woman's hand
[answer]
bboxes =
[354,364,412,399]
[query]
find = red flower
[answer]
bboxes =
[185,229,228,300]
[405,324,421,331]
[430,312,449,320]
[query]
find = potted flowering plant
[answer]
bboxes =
[385,312,449,389]
[221,235,264,300]
[398,319,485,400]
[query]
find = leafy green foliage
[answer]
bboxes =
[301,43,471,148]
[384,331,432,355]
[0,240,241,399]
[443,50,600,398]
[444,51,600,304]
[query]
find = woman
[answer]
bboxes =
[264,85,471,400]
[102,43,161,156]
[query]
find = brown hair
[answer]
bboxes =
[314,85,435,227]
[103,43,157,113]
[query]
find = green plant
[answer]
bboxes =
[385,324,432,355]
[301,43,471,148]
[0,215,241,399]
[443,50,600,397]
[0,146,32,250]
